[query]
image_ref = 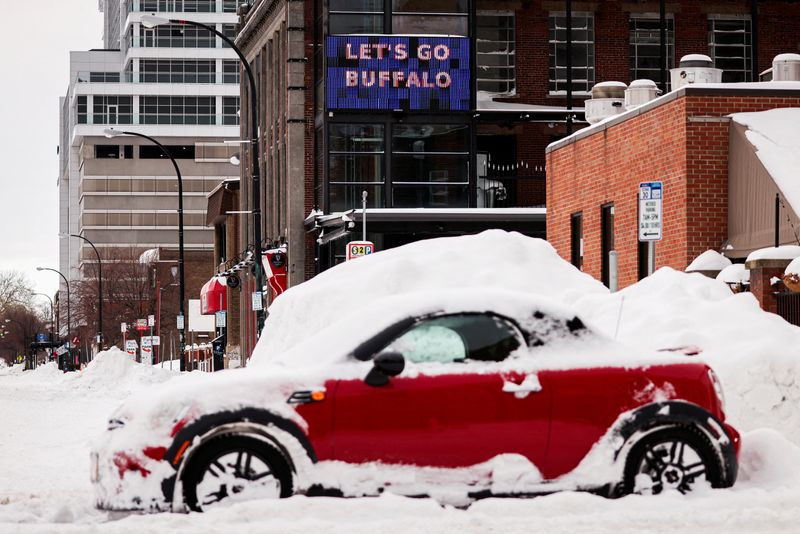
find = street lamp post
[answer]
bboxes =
[104,128,186,371]
[62,234,103,351]
[141,14,266,336]
[35,267,71,370]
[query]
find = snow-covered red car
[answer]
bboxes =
[91,291,739,512]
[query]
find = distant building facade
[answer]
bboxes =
[59,0,242,355]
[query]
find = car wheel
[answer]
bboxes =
[182,434,293,512]
[623,426,723,495]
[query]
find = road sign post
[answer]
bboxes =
[639,181,663,276]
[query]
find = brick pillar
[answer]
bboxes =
[745,258,792,314]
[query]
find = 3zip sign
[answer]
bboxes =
[638,182,663,242]
[346,241,375,261]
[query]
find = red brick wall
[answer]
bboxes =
[547,92,800,289]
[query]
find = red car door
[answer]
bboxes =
[332,314,551,470]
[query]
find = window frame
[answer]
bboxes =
[629,13,675,88]
[476,10,516,94]
[548,11,596,95]
[708,15,753,83]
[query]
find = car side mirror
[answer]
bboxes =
[364,351,405,387]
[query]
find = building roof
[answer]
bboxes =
[546,82,800,154]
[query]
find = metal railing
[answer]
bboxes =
[776,292,800,327]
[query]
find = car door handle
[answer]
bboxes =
[502,374,542,398]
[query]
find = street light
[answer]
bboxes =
[60,233,103,350]
[36,267,71,370]
[141,13,266,336]
[104,127,186,371]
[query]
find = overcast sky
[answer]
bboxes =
[0,1,103,297]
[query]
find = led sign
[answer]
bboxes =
[326,35,471,111]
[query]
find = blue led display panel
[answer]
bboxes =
[326,35,471,111]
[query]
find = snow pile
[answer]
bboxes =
[716,263,750,284]
[786,257,800,275]
[72,347,178,395]
[574,268,800,444]
[731,108,800,213]
[746,245,800,262]
[252,231,606,365]
[686,250,731,272]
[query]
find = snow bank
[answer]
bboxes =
[252,231,606,365]
[73,347,178,395]
[574,268,800,444]
[731,108,800,214]
[686,250,732,272]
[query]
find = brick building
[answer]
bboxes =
[208,0,800,360]
[546,84,800,297]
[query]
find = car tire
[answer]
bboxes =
[182,434,293,512]
[622,426,723,495]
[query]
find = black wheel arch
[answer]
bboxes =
[160,407,318,504]
[612,401,738,488]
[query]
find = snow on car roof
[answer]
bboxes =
[251,230,607,367]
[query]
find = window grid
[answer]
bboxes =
[548,13,595,94]
[140,96,216,125]
[477,12,516,94]
[708,17,752,83]
[629,15,674,88]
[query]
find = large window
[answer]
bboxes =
[630,15,674,86]
[328,0,468,35]
[222,60,240,84]
[549,13,595,94]
[392,0,468,35]
[222,97,240,125]
[92,96,133,125]
[708,16,752,83]
[134,24,217,48]
[601,203,615,288]
[329,0,384,34]
[477,12,516,94]
[140,96,215,125]
[391,124,469,208]
[134,0,217,12]
[328,124,385,211]
[77,96,88,124]
[139,59,215,83]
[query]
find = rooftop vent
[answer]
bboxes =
[670,54,722,90]
[625,79,661,110]
[772,53,800,81]
[585,81,627,125]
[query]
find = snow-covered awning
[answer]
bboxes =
[138,248,159,265]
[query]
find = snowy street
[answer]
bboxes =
[1,366,800,533]
[3,234,800,532]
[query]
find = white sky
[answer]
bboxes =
[0,1,104,297]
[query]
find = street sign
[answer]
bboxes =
[148,315,155,327]
[72,336,80,346]
[251,291,264,311]
[177,314,185,331]
[346,241,375,261]
[141,346,153,365]
[638,181,663,242]
[121,322,127,333]
[125,339,138,357]
[36,333,48,343]
[135,319,148,332]
[55,344,68,356]
[141,336,161,347]
[215,311,227,328]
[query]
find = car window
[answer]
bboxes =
[380,314,522,364]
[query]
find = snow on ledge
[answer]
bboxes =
[716,263,750,284]
[686,250,732,272]
[746,245,800,263]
